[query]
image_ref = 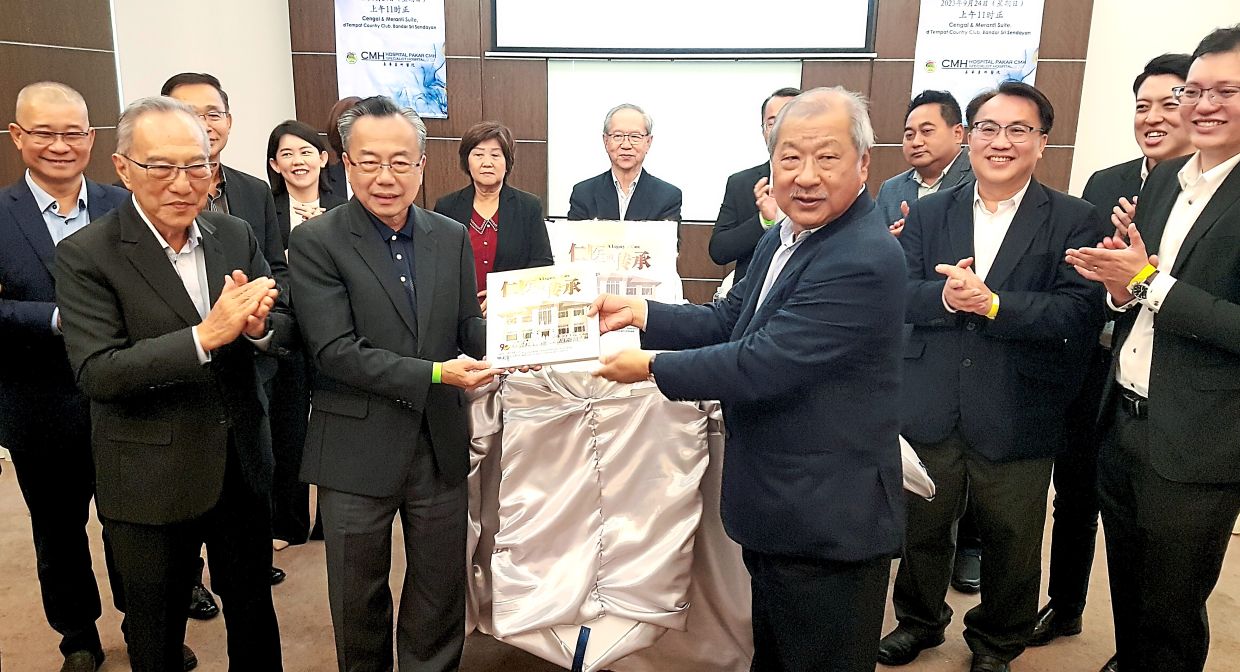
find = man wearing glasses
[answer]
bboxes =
[878,81,1104,672]
[567,103,682,221]
[1066,26,1240,672]
[1,81,129,672]
[53,96,288,672]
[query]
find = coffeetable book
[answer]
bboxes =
[486,264,601,368]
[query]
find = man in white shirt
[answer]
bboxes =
[1065,26,1240,672]
[566,103,682,221]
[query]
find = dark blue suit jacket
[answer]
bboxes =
[567,168,682,221]
[641,192,907,562]
[0,177,128,452]
[899,180,1105,462]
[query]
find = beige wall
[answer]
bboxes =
[112,0,297,182]
[1070,1,1237,195]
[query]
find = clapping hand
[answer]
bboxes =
[198,270,279,350]
[936,257,994,316]
[1065,224,1157,304]
[292,202,327,221]
[889,200,911,237]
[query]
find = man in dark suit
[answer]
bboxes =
[1029,54,1193,656]
[593,87,907,672]
[1065,27,1240,672]
[707,86,800,282]
[53,96,287,672]
[879,82,1105,672]
[288,96,496,672]
[1,81,128,672]
[567,103,682,221]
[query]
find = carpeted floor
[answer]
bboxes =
[1,460,1237,671]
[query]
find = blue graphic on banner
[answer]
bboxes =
[336,0,448,118]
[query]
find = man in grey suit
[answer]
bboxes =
[288,96,498,672]
[876,90,973,236]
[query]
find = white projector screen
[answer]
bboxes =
[546,60,803,222]
[493,0,875,55]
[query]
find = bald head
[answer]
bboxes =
[15,81,89,125]
[766,86,874,158]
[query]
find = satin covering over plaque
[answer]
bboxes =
[465,370,755,670]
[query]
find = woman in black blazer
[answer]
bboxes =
[267,120,348,251]
[433,121,554,316]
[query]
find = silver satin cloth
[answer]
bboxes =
[465,369,754,671]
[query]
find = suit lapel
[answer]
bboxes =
[9,181,57,273]
[118,201,203,327]
[731,231,778,336]
[1136,166,1183,258]
[197,217,227,305]
[494,185,515,268]
[348,201,419,337]
[1172,163,1240,275]
[412,208,436,342]
[984,180,1049,290]
[273,193,291,249]
[942,147,972,189]
[600,173,621,220]
[946,186,975,267]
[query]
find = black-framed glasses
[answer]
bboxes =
[970,120,1044,144]
[195,110,230,123]
[605,132,649,145]
[119,154,216,181]
[1172,85,1240,105]
[14,123,92,146]
[345,156,422,175]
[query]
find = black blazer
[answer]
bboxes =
[899,180,1106,462]
[273,188,348,250]
[642,191,908,562]
[221,165,288,285]
[289,200,486,497]
[1081,157,1144,232]
[708,162,767,281]
[566,168,682,221]
[0,178,128,452]
[433,183,554,272]
[53,201,292,525]
[1106,155,1240,484]
[325,161,347,199]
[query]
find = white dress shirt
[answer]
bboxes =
[1115,151,1240,397]
[612,170,640,220]
[971,179,1031,281]
[914,150,964,199]
[133,197,213,364]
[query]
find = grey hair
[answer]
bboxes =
[15,81,89,120]
[337,96,427,156]
[602,103,653,135]
[116,96,209,156]
[766,86,875,158]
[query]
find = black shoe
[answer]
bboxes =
[877,627,945,666]
[951,549,982,594]
[60,650,102,672]
[188,582,219,620]
[271,565,287,585]
[183,644,199,671]
[970,654,1010,672]
[1027,604,1083,646]
[1099,654,1119,672]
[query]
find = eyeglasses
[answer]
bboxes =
[345,156,421,174]
[1172,85,1240,105]
[970,121,1044,144]
[195,111,229,123]
[120,154,216,181]
[605,132,649,145]
[14,123,92,146]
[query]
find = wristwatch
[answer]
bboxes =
[1130,270,1160,302]
[647,352,658,382]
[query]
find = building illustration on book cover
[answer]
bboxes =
[547,220,683,304]
[486,266,602,367]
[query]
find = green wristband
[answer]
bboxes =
[432,362,442,384]
[760,215,777,229]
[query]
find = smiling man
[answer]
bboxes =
[566,103,682,221]
[881,81,1104,672]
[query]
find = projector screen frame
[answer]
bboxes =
[489,0,879,58]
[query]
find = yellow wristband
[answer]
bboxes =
[985,293,1000,320]
[1127,263,1158,289]
[432,362,442,384]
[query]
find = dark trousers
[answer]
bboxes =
[319,435,467,672]
[955,502,982,556]
[1045,344,1109,615]
[103,446,282,672]
[893,430,1053,662]
[742,548,888,672]
[10,442,122,658]
[1099,401,1240,672]
[270,351,312,544]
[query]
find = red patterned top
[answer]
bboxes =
[469,208,499,295]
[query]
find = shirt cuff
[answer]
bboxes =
[51,307,61,335]
[1141,272,1177,313]
[191,326,212,365]
[941,286,958,313]
[1106,292,1138,312]
[245,329,274,351]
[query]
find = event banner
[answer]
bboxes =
[911,0,1045,115]
[486,264,601,368]
[335,0,448,118]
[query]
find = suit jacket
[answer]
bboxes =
[567,168,682,221]
[221,165,288,285]
[325,161,347,200]
[1080,156,1144,232]
[273,188,348,250]
[53,201,291,525]
[432,183,555,272]
[708,162,767,282]
[1106,154,1240,484]
[0,178,128,452]
[875,147,974,227]
[288,199,486,497]
[641,191,907,562]
[899,180,1106,462]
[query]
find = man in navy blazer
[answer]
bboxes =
[567,103,682,221]
[880,83,1105,672]
[593,87,906,672]
[0,82,129,672]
